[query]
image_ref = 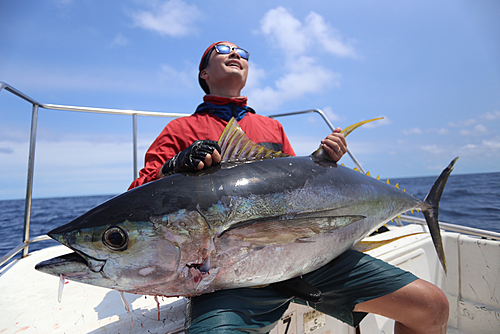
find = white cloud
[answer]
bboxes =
[474,124,488,134]
[482,110,500,121]
[248,57,340,111]
[362,116,390,129]
[305,12,357,58]
[322,106,343,123]
[420,144,444,155]
[275,56,338,96]
[109,33,130,47]
[482,139,500,150]
[244,61,267,92]
[403,127,423,135]
[346,140,387,155]
[130,0,201,37]
[438,128,449,135]
[459,144,477,152]
[260,7,357,58]
[260,7,307,56]
[159,63,196,90]
[447,118,477,127]
[459,124,488,136]
[249,7,356,111]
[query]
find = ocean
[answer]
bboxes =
[1,171,499,260]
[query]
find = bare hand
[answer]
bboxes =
[320,127,347,162]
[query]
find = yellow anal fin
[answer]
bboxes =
[352,233,423,253]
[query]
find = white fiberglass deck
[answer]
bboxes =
[0,246,186,334]
[1,223,499,334]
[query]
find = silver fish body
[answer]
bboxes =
[36,153,454,297]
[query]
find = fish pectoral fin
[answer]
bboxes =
[293,210,365,220]
[219,215,365,247]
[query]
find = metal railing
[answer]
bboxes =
[0,82,189,266]
[1,82,499,268]
[399,215,500,240]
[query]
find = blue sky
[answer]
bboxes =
[1,0,499,200]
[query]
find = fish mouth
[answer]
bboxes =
[35,250,107,279]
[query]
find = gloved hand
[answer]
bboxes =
[161,140,222,177]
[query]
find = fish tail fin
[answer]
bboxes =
[421,157,459,274]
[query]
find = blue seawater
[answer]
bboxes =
[0,195,114,258]
[388,172,500,233]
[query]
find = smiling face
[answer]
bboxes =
[200,42,249,97]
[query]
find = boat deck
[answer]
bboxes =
[0,246,186,333]
[2,223,499,333]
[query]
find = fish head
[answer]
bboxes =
[36,190,185,293]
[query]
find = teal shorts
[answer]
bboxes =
[186,249,418,333]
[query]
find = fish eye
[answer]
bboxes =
[103,226,128,251]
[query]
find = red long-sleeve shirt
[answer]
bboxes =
[128,112,295,190]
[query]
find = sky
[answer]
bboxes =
[0,0,499,200]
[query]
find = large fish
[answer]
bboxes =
[36,118,457,297]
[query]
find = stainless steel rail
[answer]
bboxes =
[0,81,189,264]
[399,215,500,241]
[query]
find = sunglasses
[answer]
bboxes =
[214,44,250,60]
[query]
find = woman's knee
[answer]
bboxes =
[354,278,449,331]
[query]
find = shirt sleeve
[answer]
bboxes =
[128,122,186,190]
[278,122,296,157]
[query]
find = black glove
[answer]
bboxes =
[272,276,323,303]
[161,140,221,176]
